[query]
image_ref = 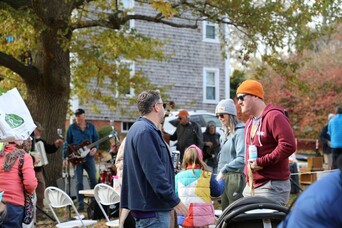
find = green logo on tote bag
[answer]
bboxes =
[5,114,24,128]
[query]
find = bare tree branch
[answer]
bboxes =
[0,0,30,9]
[72,0,93,9]
[71,19,114,30]
[0,52,38,82]
[125,14,198,28]
[72,12,199,30]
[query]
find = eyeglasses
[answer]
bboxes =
[237,94,248,101]
[216,113,225,119]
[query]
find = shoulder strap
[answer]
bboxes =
[3,148,22,172]
[18,149,25,179]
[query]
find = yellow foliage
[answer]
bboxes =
[150,1,177,19]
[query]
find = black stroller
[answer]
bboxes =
[216,196,289,228]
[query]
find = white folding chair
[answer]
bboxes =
[94,183,120,227]
[44,186,97,228]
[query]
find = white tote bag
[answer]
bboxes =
[0,88,36,142]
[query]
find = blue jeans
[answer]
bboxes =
[2,203,24,228]
[75,157,97,208]
[134,211,171,228]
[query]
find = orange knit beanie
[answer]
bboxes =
[236,80,264,100]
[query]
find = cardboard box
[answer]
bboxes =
[299,167,323,185]
[307,157,323,170]
[300,173,317,185]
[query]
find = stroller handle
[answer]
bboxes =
[216,202,289,228]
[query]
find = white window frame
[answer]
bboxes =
[203,67,219,104]
[122,60,135,97]
[121,0,134,9]
[202,21,219,43]
[114,60,135,98]
[121,0,135,30]
[224,22,231,99]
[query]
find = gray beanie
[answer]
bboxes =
[215,99,237,116]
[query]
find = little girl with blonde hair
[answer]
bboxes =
[175,145,224,228]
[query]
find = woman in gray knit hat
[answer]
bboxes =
[215,99,246,211]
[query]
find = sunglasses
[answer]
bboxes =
[216,113,225,119]
[237,94,248,101]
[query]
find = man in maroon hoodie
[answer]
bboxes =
[236,80,296,205]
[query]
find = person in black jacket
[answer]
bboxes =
[320,113,335,170]
[203,121,220,173]
[168,110,203,163]
[32,122,64,217]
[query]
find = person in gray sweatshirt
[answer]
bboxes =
[215,99,246,211]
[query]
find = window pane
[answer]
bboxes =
[122,122,134,131]
[121,62,133,95]
[206,72,215,86]
[121,0,131,9]
[206,25,216,39]
[206,87,215,100]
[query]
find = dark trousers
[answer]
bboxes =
[221,172,246,211]
[124,212,136,227]
[35,170,45,209]
[331,148,342,169]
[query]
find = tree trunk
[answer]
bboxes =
[28,87,69,186]
[25,26,71,186]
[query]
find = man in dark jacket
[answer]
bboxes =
[121,90,188,227]
[168,109,203,162]
[320,113,335,170]
[328,106,342,169]
[32,122,64,216]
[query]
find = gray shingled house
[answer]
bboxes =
[71,1,231,136]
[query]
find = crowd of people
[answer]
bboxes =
[120,81,341,227]
[0,79,341,228]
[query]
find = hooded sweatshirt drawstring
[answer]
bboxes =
[245,118,263,147]
[245,117,263,194]
[256,118,263,147]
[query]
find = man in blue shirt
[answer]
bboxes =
[121,90,188,227]
[62,108,98,211]
[278,156,342,228]
[328,106,342,169]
